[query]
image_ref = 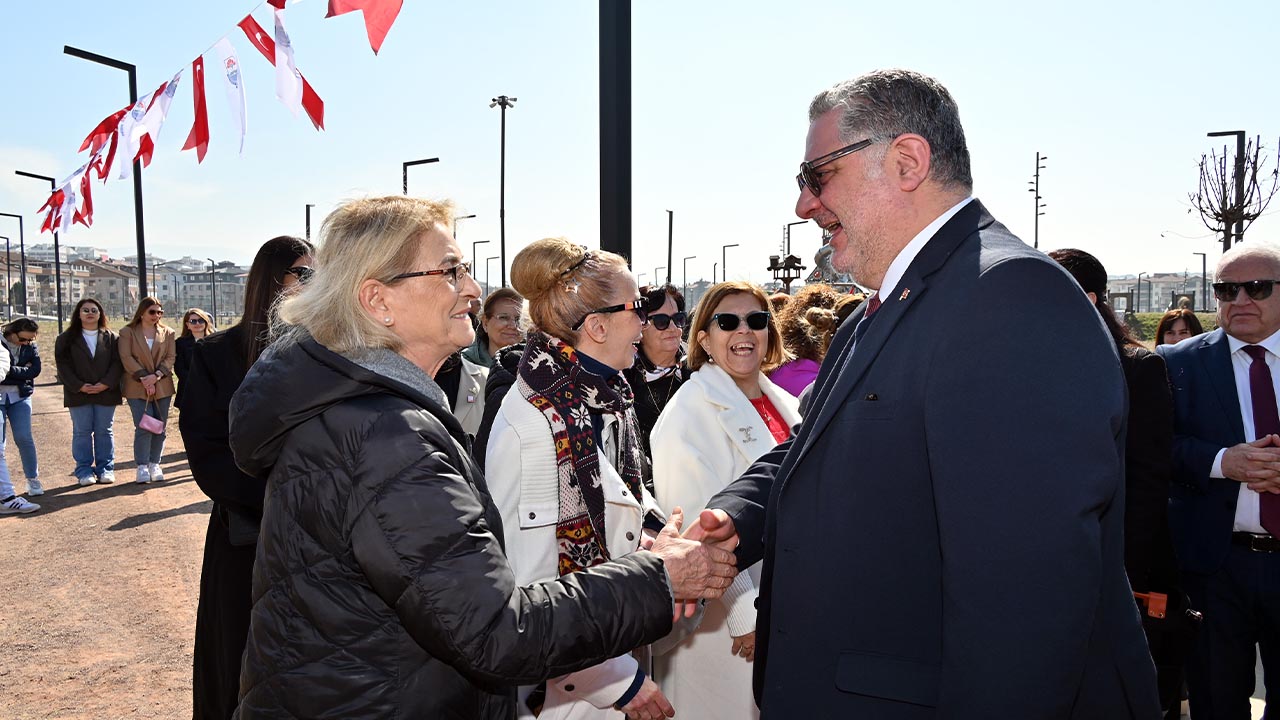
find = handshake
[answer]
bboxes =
[643,507,740,618]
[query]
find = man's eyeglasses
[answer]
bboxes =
[392,261,472,285]
[711,311,770,332]
[284,266,314,283]
[648,312,688,331]
[1212,279,1280,302]
[796,138,875,198]
[572,299,648,331]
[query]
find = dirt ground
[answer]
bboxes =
[0,380,207,719]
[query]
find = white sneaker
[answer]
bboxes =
[26,478,44,496]
[98,471,115,485]
[77,475,97,487]
[0,495,40,514]
[149,463,164,483]
[135,465,151,484]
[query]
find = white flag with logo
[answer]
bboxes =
[274,7,303,116]
[214,38,248,154]
[140,70,183,142]
[116,92,154,180]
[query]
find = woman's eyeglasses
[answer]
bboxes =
[147,309,165,316]
[711,311,770,332]
[80,306,101,315]
[648,312,688,331]
[392,262,471,285]
[13,335,35,344]
[796,138,875,198]
[572,299,648,331]
[284,266,314,283]
[187,317,207,325]
[1212,279,1280,302]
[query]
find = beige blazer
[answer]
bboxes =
[118,324,177,400]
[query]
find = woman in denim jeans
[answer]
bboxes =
[0,318,42,495]
[54,298,123,486]
[118,297,176,485]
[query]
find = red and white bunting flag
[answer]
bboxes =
[135,71,183,168]
[239,13,325,130]
[182,56,210,162]
[214,38,248,154]
[326,0,403,55]
[38,189,65,234]
[273,7,303,117]
[79,106,128,154]
[116,90,156,181]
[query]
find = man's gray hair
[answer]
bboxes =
[1216,242,1280,280]
[809,69,972,191]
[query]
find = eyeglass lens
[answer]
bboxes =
[714,311,770,332]
[649,312,688,331]
[1213,280,1277,302]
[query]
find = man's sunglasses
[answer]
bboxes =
[1212,279,1280,302]
[284,266,315,283]
[796,138,875,198]
[710,311,770,332]
[572,299,648,331]
[648,312,688,331]
[392,262,471,284]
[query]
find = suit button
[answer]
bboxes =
[626,532,635,541]
[564,684,575,692]
[528,512,536,520]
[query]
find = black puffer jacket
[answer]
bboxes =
[472,341,524,470]
[228,335,674,719]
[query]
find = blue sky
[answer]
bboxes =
[2,0,1277,289]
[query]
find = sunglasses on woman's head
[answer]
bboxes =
[284,266,315,283]
[711,311,770,332]
[648,312,688,331]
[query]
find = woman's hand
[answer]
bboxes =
[731,630,756,662]
[620,676,675,719]
[80,383,100,395]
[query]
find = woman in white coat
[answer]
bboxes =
[650,281,801,720]
[487,238,676,720]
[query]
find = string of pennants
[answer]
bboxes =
[36,0,403,236]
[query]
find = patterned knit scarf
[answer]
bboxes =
[516,331,646,576]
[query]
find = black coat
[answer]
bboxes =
[3,341,42,398]
[472,341,524,470]
[174,334,196,408]
[53,328,122,407]
[228,335,674,719]
[1118,347,1179,594]
[179,325,259,720]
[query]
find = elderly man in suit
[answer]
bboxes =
[1157,243,1280,719]
[685,69,1160,718]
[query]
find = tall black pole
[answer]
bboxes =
[599,0,632,262]
[1208,131,1247,250]
[207,259,217,325]
[2,236,9,320]
[666,210,673,285]
[402,157,440,196]
[491,97,516,286]
[64,46,147,299]
[305,204,315,240]
[0,213,25,315]
[15,171,63,332]
[722,243,739,282]
[1193,252,1208,312]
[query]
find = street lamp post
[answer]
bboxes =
[712,263,718,284]
[490,95,517,286]
[682,255,696,300]
[15,171,65,331]
[472,240,490,275]
[1208,130,1247,249]
[64,45,148,299]
[0,213,26,315]
[1,235,9,320]
[784,221,807,256]
[1136,272,1147,313]
[454,214,477,240]
[1193,252,1208,312]
[636,272,647,287]
[485,256,500,296]
[402,157,440,195]
[305,204,316,240]
[654,267,666,288]
[208,259,218,325]
[1027,152,1047,249]
[722,244,739,281]
[666,210,674,284]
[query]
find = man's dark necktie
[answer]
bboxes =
[1242,344,1280,535]
[853,293,881,343]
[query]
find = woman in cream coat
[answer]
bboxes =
[650,281,801,720]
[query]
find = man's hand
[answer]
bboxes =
[649,507,736,601]
[620,676,675,719]
[731,630,756,662]
[1222,435,1280,483]
[671,509,740,619]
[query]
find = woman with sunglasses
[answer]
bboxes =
[650,280,801,720]
[623,284,690,473]
[770,283,859,397]
[55,298,124,486]
[181,235,312,720]
[0,319,42,497]
[174,308,215,410]
[119,297,177,484]
[487,238,682,720]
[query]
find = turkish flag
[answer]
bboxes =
[182,56,210,162]
[326,0,403,54]
[238,14,325,130]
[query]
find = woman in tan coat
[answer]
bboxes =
[118,296,177,484]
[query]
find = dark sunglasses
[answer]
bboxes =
[284,266,315,283]
[572,299,649,331]
[187,317,207,325]
[13,335,35,344]
[147,308,165,316]
[796,138,875,197]
[80,306,101,314]
[392,261,471,284]
[1212,279,1280,302]
[711,310,770,332]
[648,312,688,331]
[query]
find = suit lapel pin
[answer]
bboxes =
[899,288,911,301]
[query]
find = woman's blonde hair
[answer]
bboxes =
[510,237,631,344]
[276,196,456,354]
[687,281,788,372]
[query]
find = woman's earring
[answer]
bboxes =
[384,318,393,325]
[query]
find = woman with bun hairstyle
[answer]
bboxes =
[769,283,858,397]
[486,238,678,720]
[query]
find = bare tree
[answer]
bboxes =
[1189,136,1280,251]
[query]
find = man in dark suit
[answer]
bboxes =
[686,69,1159,717]
[1156,244,1280,719]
